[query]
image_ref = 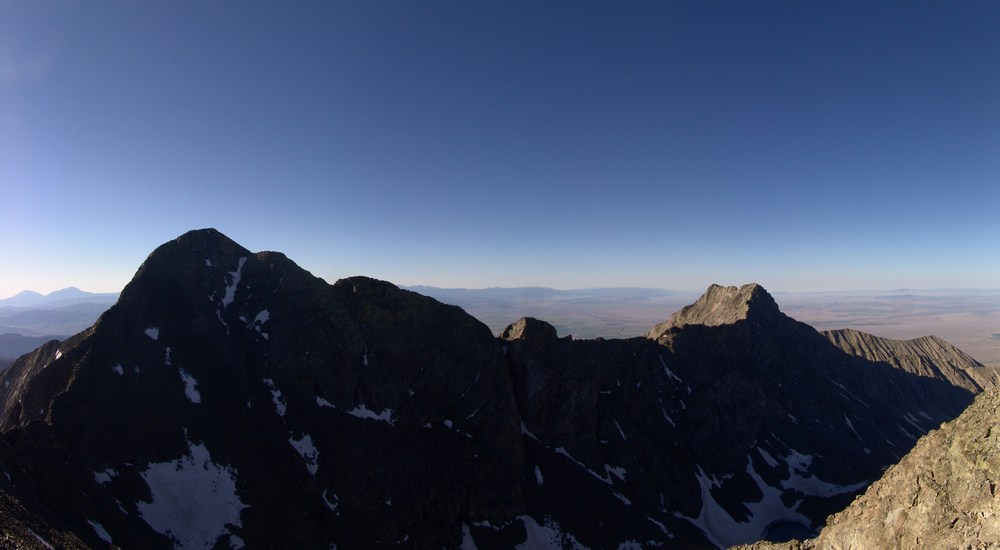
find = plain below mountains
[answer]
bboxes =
[0,229,995,549]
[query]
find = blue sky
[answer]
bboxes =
[2,1,998,298]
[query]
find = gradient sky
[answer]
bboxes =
[2,1,998,298]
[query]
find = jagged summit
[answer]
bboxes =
[646,282,782,338]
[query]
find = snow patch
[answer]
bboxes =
[657,352,683,383]
[461,523,477,550]
[661,408,676,427]
[94,468,118,485]
[613,419,628,441]
[554,446,611,485]
[112,364,124,376]
[521,421,540,441]
[137,439,247,549]
[145,327,159,340]
[179,368,202,403]
[263,379,286,417]
[221,257,247,308]
[54,349,62,360]
[534,465,544,485]
[249,309,270,340]
[316,396,334,408]
[606,464,627,482]
[781,449,867,497]
[680,461,813,548]
[831,381,871,408]
[516,515,585,550]
[903,412,924,433]
[322,491,339,514]
[289,433,319,476]
[757,447,778,468]
[26,529,54,550]
[87,520,112,544]
[347,404,395,426]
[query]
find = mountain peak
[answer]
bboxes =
[646,282,781,337]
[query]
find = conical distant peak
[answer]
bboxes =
[647,282,782,337]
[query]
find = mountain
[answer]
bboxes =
[738,386,1000,549]
[0,290,45,308]
[0,288,119,351]
[0,287,118,309]
[0,302,115,338]
[0,334,61,370]
[0,230,992,549]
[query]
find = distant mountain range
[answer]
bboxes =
[0,288,119,367]
[0,287,119,309]
[0,229,995,548]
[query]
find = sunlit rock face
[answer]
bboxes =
[737,387,1000,550]
[0,231,992,548]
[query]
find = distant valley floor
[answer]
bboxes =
[411,287,1000,368]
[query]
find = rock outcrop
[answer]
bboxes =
[738,386,1000,549]
[646,283,781,336]
[0,234,992,549]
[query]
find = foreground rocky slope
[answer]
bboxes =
[738,385,1000,549]
[0,231,993,548]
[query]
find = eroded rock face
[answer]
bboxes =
[824,328,1000,393]
[646,283,781,336]
[738,387,1000,550]
[814,386,1000,548]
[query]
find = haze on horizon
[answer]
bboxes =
[2,2,998,299]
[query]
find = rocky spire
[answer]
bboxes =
[646,283,782,339]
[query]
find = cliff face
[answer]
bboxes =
[815,385,1000,548]
[0,233,992,549]
[738,386,1000,550]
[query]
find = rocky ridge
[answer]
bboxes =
[824,327,1000,393]
[0,231,993,549]
[737,385,1000,549]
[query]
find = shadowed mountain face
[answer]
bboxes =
[0,231,992,549]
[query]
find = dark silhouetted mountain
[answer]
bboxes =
[0,231,992,549]
[0,334,60,370]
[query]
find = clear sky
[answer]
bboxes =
[2,1,998,299]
